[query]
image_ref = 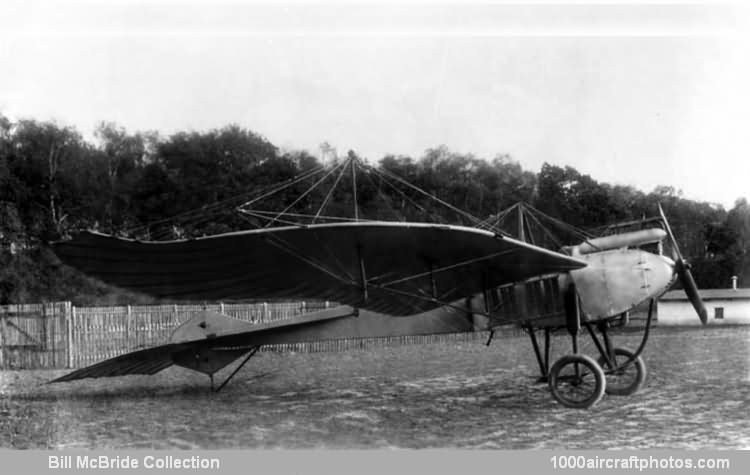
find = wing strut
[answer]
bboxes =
[357,244,368,302]
[213,346,261,393]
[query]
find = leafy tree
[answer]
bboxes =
[1,114,747,303]
[11,120,83,237]
[94,122,148,231]
[726,198,750,286]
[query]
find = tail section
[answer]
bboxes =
[170,310,256,343]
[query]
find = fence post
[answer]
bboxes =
[126,305,132,348]
[263,302,269,322]
[71,305,77,368]
[42,302,48,355]
[220,302,225,314]
[0,308,5,369]
[66,302,73,368]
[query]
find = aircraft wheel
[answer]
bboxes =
[597,348,646,396]
[548,354,606,409]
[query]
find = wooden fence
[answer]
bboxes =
[0,301,490,370]
[0,302,70,369]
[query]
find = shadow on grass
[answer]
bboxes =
[7,370,281,402]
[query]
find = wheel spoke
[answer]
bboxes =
[548,354,606,408]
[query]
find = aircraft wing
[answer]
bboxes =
[52,222,586,316]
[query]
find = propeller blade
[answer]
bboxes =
[657,203,681,257]
[675,259,708,325]
[658,203,708,325]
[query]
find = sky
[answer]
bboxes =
[1,1,749,209]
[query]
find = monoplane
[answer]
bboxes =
[50,157,707,408]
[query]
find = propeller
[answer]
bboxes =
[658,204,708,325]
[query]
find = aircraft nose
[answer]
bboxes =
[571,249,679,319]
[659,254,676,270]
[650,254,677,298]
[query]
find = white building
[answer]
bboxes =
[658,288,750,326]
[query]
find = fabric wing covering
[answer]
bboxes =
[51,344,179,382]
[52,222,587,316]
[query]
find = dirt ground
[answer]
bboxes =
[1,325,749,449]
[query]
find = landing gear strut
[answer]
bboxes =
[525,327,551,383]
[527,295,654,408]
[211,346,261,393]
[547,284,606,409]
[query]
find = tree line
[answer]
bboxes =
[0,115,748,304]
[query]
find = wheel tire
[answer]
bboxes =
[548,354,606,409]
[597,347,646,396]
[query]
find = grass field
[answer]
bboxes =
[1,325,749,449]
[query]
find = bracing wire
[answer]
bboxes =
[122,153,594,245]
[263,158,351,228]
[360,165,403,222]
[358,162,449,224]
[374,165,486,227]
[313,157,352,223]
[125,164,328,237]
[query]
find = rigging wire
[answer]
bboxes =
[239,210,376,223]
[122,151,597,249]
[476,202,519,233]
[313,156,352,223]
[263,158,351,228]
[239,209,309,228]
[521,203,603,253]
[523,202,596,240]
[358,162,449,224]
[360,165,437,221]
[125,164,328,237]
[359,164,404,222]
[373,165,487,227]
[236,165,328,210]
[523,206,564,250]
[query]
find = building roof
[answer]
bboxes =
[661,288,750,301]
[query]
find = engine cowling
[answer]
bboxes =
[569,248,675,319]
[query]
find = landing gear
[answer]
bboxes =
[543,336,648,406]
[545,284,606,408]
[173,345,262,393]
[597,347,646,396]
[548,354,606,409]
[212,346,261,393]
[585,310,649,396]
[524,326,551,383]
[525,296,654,408]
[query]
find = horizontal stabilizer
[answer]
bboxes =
[170,310,256,343]
[49,344,179,383]
[237,305,357,333]
[50,305,358,383]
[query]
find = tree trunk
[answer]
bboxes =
[48,145,58,227]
